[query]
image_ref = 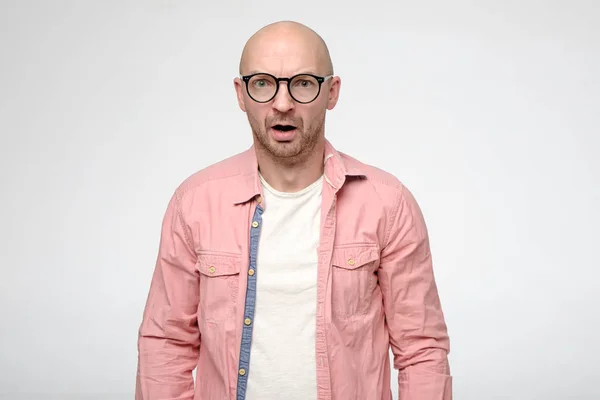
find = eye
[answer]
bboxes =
[249,75,275,89]
[296,79,312,87]
[254,79,268,87]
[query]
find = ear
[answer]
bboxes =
[233,77,247,112]
[326,76,341,110]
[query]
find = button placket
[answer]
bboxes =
[235,205,264,398]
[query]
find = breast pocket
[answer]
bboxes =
[196,252,242,323]
[331,244,380,318]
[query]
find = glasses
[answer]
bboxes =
[241,73,333,104]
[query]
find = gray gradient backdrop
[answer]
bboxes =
[1,1,599,399]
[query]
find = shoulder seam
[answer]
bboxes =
[174,189,195,253]
[383,184,406,248]
[177,170,244,198]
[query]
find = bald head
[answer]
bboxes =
[239,21,333,76]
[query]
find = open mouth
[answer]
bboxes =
[272,124,296,132]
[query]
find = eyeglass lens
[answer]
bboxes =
[247,74,321,103]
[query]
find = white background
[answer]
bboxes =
[1,1,599,399]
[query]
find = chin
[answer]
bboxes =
[254,129,310,160]
[266,141,304,159]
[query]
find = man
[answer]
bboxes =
[136,21,451,400]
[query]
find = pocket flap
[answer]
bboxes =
[331,245,380,270]
[196,253,241,277]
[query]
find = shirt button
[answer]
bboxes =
[347,258,355,266]
[252,221,259,228]
[248,269,255,276]
[244,318,252,325]
[208,266,216,273]
[239,368,246,376]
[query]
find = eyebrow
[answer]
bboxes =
[242,70,323,76]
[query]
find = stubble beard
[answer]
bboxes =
[248,112,325,166]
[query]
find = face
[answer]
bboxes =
[234,35,341,164]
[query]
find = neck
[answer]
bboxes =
[256,140,325,193]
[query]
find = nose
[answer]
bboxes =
[272,81,294,113]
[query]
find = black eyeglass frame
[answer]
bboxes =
[240,72,333,104]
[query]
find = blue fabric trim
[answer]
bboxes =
[236,205,263,400]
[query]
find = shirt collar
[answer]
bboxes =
[231,139,366,205]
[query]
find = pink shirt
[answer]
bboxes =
[135,140,452,400]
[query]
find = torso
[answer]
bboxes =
[245,173,323,400]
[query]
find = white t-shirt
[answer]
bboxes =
[245,173,323,400]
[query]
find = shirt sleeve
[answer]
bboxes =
[378,185,452,400]
[135,190,200,400]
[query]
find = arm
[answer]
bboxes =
[378,185,452,400]
[135,190,200,400]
